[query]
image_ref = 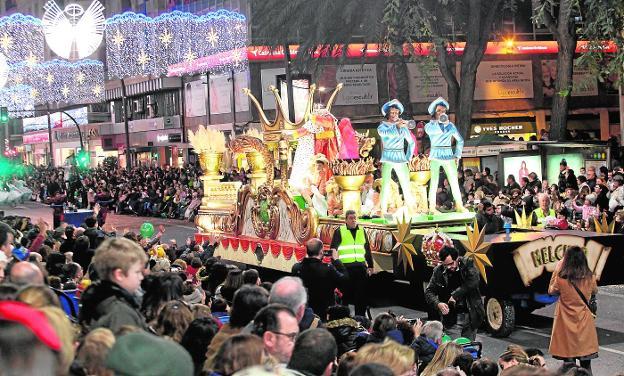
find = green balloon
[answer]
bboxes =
[140,222,155,238]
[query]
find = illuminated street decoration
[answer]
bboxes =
[42,0,106,60]
[0,52,7,89]
[0,14,45,65]
[8,59,104,105]
[0,85,35,118]
[106,9,247,79]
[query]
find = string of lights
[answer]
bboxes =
[8,59,104,105]
[0,52,7,89]
[0,14,45,65]
[105,9,247,79]
[0,85,35,118]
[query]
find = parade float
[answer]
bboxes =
[192,84,624,337]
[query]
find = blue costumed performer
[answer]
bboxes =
[425,97,467,213]
[377,99,416,215]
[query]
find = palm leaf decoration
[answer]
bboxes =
[460,218,493,283]
[514,206,531,229]
[392,214,417,274]
[593,212,615,233]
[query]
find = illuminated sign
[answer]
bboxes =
[23,107,88,133]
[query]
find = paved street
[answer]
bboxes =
[3,201,624,374]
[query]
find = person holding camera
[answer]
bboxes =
[330,210,374,316]
[425,246,484,341]
[292,238,348,320]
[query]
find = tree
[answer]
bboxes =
[252,0,513,137]
[534,0,581,141]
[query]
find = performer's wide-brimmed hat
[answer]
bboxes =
[314,153,329,165]
[428,97,449,116]
[381,99,404,116]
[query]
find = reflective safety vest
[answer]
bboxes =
[337,225,366,264]
[532,208,556,225]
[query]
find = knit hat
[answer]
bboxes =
[0,301,61,351]
[105,332,193,376]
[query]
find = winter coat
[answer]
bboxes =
[411,335,438,372]
[292,257,348,318]
[425,257,485,330]
[325,317,366,356]
[548,261,598,359]
[79,280,148,333]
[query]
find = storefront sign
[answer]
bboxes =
[541,60,598,97]
[54,126,99,142]
[406,63,448,103]
[472,122,535,135]
[23,132,50,144]
[168,133,182,143]
[513,235,611,287]
[334,64,378,105]
[468,61,534,100]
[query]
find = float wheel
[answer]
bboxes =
[485,296,515,337]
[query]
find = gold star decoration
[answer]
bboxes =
[460,218,493,283]
[593,212,615,233]
[137,49,150,69]
[92,84,103,96]
[0,34,12,52]
[231,48,244,66]
[25,52,38,67]
[46,73,54,85]
[514,206,531,229]
[30,88,39,99]
[61,84,70,98]
[392,214,417,274]
[111,29,125,48]
[184,48,198,63]
[159,29,173,48]
[76,72,85,85]
[206,28,219,48]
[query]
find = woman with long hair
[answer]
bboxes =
[217,268,244,305]
[549,246,598,374]
[141,273,184,323]
[207,334,265,376]
[420,342,463,376]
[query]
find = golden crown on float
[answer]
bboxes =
[242,83,344,143]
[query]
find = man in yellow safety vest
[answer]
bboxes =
[330,210,373,316]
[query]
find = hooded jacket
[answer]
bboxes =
[79,280,148,333]
[325,317,367,356]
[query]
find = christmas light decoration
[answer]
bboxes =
[0,14,45,65]
[0,52,7,89]
[42,1,105,60]
[8,59,104,105]
[105,9,247,79]
[0,85,35,118]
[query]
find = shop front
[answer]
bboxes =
[129,128,187,167]
[53,124,103,167]
[22,132,51,167]
[470,120,536,141]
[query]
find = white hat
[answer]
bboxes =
[428,97,450,116]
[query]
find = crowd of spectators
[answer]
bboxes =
[26,164,205,222]
[0,209,613,375]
